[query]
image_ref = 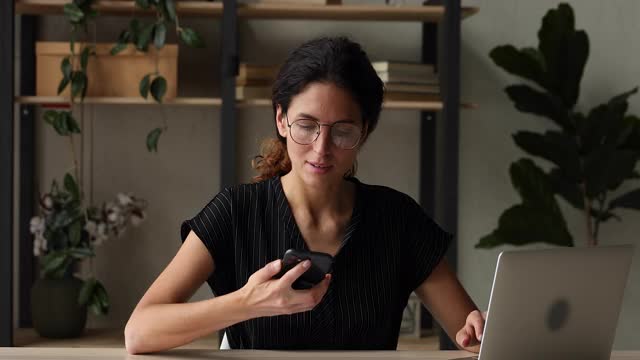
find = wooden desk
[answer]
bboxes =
[0,348,639,360]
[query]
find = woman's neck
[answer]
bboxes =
[280,172,354,225]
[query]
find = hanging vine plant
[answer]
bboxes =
[111,0,204,152]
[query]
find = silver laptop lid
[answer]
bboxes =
[478,245,633,360]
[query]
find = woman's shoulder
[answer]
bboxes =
[212,176,278,204]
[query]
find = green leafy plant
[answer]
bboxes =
[111,0,204,152]
[32,0,148,316]
[478,3,640,249]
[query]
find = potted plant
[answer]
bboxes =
[477,3,640,249]
[27,0,150,338]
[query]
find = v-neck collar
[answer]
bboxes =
[272,176,363,256]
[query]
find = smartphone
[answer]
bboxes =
[273,249,334,290]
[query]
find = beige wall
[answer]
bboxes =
[14,0,639,349]
[459,0,639,350]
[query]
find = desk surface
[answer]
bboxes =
[0,348,639,360]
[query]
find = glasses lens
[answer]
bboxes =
[290,119,319,145]
[331,123,361,149]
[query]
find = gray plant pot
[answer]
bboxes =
[31,277,87,339]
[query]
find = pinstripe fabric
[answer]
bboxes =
[180,176,451,349]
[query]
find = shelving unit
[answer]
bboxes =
[2,0,477,349]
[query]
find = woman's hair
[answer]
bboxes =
[252,36,384,183]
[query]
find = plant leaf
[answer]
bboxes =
[139,74,151,99]
[136,23,155,51]
[512,131,581,181]
[537,4,575,99]
[562,30,589,108]
[165,0,177,22]
[609,188,640,211]
[179,27,204,48]
[43,110,59,126]
[61,111,82,134]
[505,84,570,131]
[61,57,72,80]
[78,278,97,306]
[71,71,88,100]
[150,76,167,103]
[64,173,80,200]
[134,0,150,9]
[146,127,163,152]
[41,252,69,278]
[63,3,84,23]
[476,158,573,249]
[110,41,128,56]
[69,247,94,259]
[489,45,547,90]
[68,221,82,247]
[476,203,573,248]
[154,22,166,49]
[583,148,639,197]
[52,112,70,136]
[80,46,91,70]
[57,76,70,95]
[548,167,584,210]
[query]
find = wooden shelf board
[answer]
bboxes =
[15,0,223,17]
[15,96,223,106]
[16,96,475,110]
[15,1,478,22]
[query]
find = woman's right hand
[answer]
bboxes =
[239,259,331,318]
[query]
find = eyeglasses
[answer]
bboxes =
[284,114,363,150]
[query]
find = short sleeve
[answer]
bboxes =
[180,187,233,267]
[401,196,453,292]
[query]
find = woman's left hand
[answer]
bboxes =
[455,310,487,349]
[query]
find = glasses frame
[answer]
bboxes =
[284,113,363,150]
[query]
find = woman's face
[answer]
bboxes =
[276,82,364,188]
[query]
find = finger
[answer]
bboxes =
[307,274,332,302]
[469,310,485,341]
[464,324,478,346]
[250,259,282,283]
[278,260,311,286]
[456,329,470,348]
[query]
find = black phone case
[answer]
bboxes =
[273,249,334,290]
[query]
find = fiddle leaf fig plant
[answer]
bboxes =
[111,0,204,152]
[478,3,640,249]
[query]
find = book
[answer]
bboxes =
[236,77,274,87]
[236,86,272,100]
[377,71,438,84]
[371,61,435,75]
[384,83,440,93]
[240,0,341,5]
[384,92,441,102]
[237,63,279,82]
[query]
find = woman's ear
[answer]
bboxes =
[275,105,288,138]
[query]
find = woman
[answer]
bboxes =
[124,37,485,354]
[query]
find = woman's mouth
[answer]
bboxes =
[307,161,333,173]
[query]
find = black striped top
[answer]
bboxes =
[180,176,451,350]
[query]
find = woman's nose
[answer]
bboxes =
[313,126,333,155]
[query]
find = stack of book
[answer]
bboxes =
[239,0,341,5]
[373,61,439,102]
[235,63,279,100]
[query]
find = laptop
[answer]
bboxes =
[455,245,634,360]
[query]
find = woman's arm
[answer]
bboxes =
[125,230,331,354]
[414,258,484,353]
[124,230,249,354]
